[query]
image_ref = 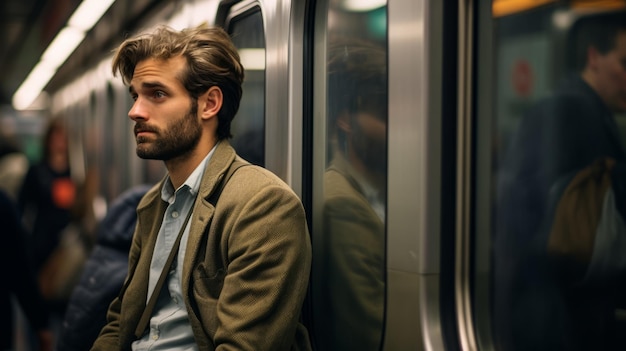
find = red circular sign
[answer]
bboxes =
[511,59,533,97]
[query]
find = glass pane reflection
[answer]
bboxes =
[228,8,266,167]
[312,2,388,351]
[484,3,626,350]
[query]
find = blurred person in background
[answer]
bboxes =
[0,129,29,201]
[495,12,626,351]
[18,117,76,275]
[18,116,95,338]
[57,184,150,351]
[0,189,53,351]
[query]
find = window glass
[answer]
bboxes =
[227,8,266,167]
[104,84,118,201]
[480,2,626,350]
[311,1,388,350]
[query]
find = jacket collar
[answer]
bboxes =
[198,140,237,203]
[136,140,238,213]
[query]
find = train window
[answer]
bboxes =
[310,1,388,350]
[476,1,626,350]
[226,5,265,167]
[104,83,118,201]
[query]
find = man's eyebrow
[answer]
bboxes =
[129,81,167,94]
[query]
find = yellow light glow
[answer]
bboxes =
[493,0,556,17]
[493,0,626,17]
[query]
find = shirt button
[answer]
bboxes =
[172,211,179,218]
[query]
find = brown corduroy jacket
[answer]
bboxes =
[91,141,312,351]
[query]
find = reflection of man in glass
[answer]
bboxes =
[315,39,387,351]
[495,12,626,351]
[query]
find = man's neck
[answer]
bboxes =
[165,142,216,189]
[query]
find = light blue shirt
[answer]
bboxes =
[132,145,216,351]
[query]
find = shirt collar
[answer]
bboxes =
[161,142,219,203]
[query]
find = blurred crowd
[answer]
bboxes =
[0,117,144,351]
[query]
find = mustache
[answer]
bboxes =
[134,123,159,135]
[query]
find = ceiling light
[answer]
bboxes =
[12,0,116,110]
[340,0,386,12]
[68,0,116,31]
[41,27,85,69]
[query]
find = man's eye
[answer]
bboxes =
[131,94,138,101]
[154,91,166,98]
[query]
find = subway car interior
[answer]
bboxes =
[1,0,626,350]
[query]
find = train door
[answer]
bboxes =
[307,0,453,350]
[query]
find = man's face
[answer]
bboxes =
[350,111,387,175]
[128,56,202,160]
[594,31,626,113]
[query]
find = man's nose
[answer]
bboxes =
[129,98,148,121]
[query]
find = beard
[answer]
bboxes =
[134,99,202,161]
[350,118,387,175]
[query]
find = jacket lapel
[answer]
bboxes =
[181,141,236,295]
[121,184,167,345]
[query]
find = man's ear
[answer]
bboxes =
[586,46,601,72]
[200,86,223,120]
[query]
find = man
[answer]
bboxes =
[0,132,28,201]
[0,189,53,351]
[314,38,387,351]
[58,184,150,351]
[494,12,626,351]
[91,25,312,351]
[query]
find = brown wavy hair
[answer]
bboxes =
[112,24,244,139]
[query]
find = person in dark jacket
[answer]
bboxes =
[18,117,76,274]
[0,189,53,351]
[494,13,626,351]
[56,184,151,351]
